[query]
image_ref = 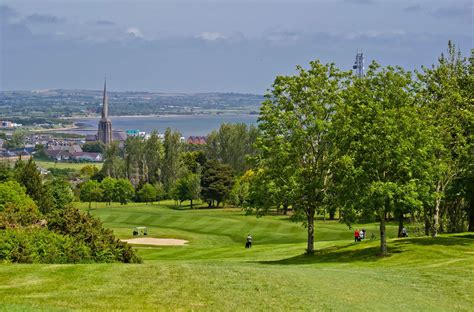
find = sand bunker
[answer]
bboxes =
[122,237,188,246]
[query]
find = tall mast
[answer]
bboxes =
[353,52,365,78]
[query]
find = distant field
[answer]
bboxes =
[0,201,473,311]
[36,160,103,170]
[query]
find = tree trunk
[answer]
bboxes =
[190,199,193,209]
[329,209,335,220]
[469,194,474,232]
[397,212,404,238]
[424,211,430,236]
[283,204,288,215]
[306,208,315,254]
[432,197,441,237]
[380,210,388,256]
[432,181,442,237]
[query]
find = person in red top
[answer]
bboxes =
[354,229,360,242]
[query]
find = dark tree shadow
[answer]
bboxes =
[256,235,473,266]
[256,243,403,265]
[393,236,474,247]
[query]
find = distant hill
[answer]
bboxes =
[0,90,264,117]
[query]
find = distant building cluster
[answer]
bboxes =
[1,80,211,164]
[1,121,22,128]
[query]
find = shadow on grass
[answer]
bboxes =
[393,235,474,247]
[452,234,474,239]
[257,243,400,265]
[257,235,473,266]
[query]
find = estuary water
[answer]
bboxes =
[67,114,259,137]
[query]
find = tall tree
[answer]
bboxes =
[252,61,348,254]
[100,177,116,206]
[79,180,103,211]
[334,62,433,255]
[124,136,146,187]
[206,123,258,173]
[417,41,472,236]
[162,128,182,194]
[102,142,126,178]
[201,160,234,207]
[137,183,158,204]
[113,178,135,205]
[144,130,164,184]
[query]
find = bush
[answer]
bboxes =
[48,206,142,263]
[0,181,41,227]
[0,228,92,264]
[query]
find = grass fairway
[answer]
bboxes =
[36,161,103,171]
[0,202,473,311]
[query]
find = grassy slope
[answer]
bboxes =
[0,201,473,311]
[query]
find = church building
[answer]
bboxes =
[97,79,113,145]
[86,79,127,144]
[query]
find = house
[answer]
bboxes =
[0,149,32,162]
[187,136,207,145]
[45,149,72,161]
[71,152,103,162]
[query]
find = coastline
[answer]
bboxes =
[63,112,257,120]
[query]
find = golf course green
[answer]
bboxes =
[0,201,473,311]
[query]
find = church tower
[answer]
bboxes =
[97,78,113,145]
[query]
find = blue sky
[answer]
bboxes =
[1,0,472,93]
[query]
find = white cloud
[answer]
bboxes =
[195,32,227,41]
[126,27,144,38]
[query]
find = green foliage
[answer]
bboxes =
[124,136,146,187]
[162,128,182,193]
[33,144,48,159]
[80,164,100,178]
[206,123,258,173]
[3,129,27,149]
[137,183,158,204]
[0,163,13,182]
[79,180,103,209]
[47,167,78,179]
[416,41,473,236]
[47,206,141,263]
[48,179,74,211]
[113,178,135,205]
[171,173,201,208]
[201,160,234,207]
[253,60,349,253]
[144,130,164,184]
[0,180,40,227]
[0,228,92,263]
[101,142,126,178]
[230,170,252,207]
[334,62,434,255]
[14,158,43,204]
[100,177,116,205]
[82,141,106,153]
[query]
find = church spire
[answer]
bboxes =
[101,77,109,120]
[98,78,113,145]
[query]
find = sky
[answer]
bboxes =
[0,0,472,93]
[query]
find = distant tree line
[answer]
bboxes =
[82,124,257,209]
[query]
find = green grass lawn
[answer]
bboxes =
[1,201,473,311]
[36,160,103,171]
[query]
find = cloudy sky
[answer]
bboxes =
[1,0,472,93]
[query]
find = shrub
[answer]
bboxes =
[48,206,141,263]
[0,228,91,264]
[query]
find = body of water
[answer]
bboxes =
[66,114,259,137]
